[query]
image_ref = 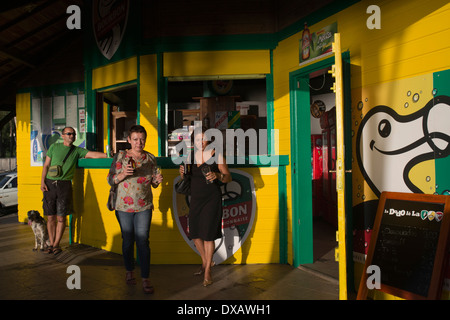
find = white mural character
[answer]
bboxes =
[356,96,450,197]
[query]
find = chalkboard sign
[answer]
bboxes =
[357,192,450,300]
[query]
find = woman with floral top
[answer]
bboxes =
[107,125,163,294]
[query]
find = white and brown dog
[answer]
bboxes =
[27,210,50,251]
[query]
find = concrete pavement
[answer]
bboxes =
[0,213,341,301]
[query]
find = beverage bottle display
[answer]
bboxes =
[302,22,311,61]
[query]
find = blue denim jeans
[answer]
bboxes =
[115,210,152,278]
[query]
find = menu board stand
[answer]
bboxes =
[357,192,450,300]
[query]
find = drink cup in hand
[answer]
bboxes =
[153,166,162,184]
[201,165,213,184]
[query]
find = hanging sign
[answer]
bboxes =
[92,0,130,60]
[173,169,256,264]
[299,22,337,65]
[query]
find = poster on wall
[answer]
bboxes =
[299,22,337,65]
[31,98,43,167]
[172,169,256,264]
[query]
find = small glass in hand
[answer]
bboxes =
[152,166,162,183]
[201,165,213,184]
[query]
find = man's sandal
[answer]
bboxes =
[53,247,62,255]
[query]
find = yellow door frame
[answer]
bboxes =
[331,33,348,300]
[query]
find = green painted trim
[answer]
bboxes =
[140,33,277,54]
[159,56,165,157]
[78,155,289,169]
[18,82,84,95]
[434,69,450,196]
[106,103,111,148]
[85,68,96,150]
[157,53,166,157]
[289,71,314,267]
[137,56,141,125]
[278,165,288,264]
[266,50,275,155]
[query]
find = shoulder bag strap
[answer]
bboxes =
[62,145,76,164]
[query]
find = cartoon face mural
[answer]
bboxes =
[356,95,450,197]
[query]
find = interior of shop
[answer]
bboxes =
[167,78,267,157]
[309,66,339,278]
[103,85,137,153]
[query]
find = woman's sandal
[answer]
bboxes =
[52,247,62,255]
[194,261,215,276]
[142,279,154,294]
[203,278,213,287]
[193,267,204,276]
[45,246,53,254]
[126,271,137,285]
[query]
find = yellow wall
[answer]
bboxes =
[16,93,44,222]
[92,56,137,90]
[70,50,282,264]
[139,54,159,155]
[272,0,450,296]
[163,50,271,77]
[16,50,280,263]
[72,166,280,264]
[16,0,450,291]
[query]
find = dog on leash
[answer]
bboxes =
[27,210,50,251]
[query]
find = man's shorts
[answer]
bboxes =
[43,178,73,216]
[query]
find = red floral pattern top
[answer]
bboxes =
[107,150,158,212]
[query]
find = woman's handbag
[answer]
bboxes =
[107,185,117,211]
[174,176,191,195]
[106,152,120,211]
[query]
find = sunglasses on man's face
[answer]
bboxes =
[64,132,76,136]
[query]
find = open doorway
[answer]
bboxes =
[100,84,137,154]
[308,67,339,279]
[291,49,352,297]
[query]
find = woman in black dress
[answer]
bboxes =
[179,129,231,286]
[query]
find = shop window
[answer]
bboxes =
[167,79,267,158]
[101,85,137,154]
